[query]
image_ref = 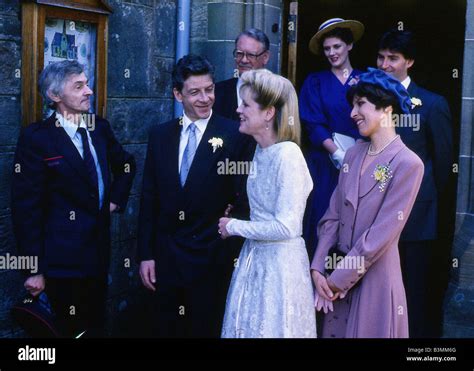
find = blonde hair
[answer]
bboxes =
[240,69,301,146]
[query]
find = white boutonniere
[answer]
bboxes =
[410,97,423,109]
[208,137,223,153]
[372,164,393,192]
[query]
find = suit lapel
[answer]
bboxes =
[48,113,96,189]
[167,119,182,190]
[345,143,366,209]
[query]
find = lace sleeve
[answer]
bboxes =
[226,143,313,241]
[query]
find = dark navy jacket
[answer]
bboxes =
[398,82,453,241]
[137,113,255,286]
[12,113,135,277]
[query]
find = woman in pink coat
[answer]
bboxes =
[311,68,424,338]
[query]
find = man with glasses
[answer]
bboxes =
[214,28,271,121]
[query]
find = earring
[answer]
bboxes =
[265,125,269,130]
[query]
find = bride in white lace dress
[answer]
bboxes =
[218,69,316,338]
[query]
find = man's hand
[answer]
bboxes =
[110,202,119,213]
[24,274,45,297]
[139,260,156,291]
[218,217,232,239]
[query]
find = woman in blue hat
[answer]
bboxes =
[311,68,424,338]
[300,18,365,259]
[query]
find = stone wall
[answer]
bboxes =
[443,0,474,338]
[191,0,283,82]
[0,0,27,338]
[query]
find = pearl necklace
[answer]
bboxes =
[367,135,400,156]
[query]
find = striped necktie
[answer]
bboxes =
[77,127,99,192]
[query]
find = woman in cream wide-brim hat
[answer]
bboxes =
[309,17,364,55]
[299,18,365,258]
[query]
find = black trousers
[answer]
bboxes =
[399,240,436,338]
[153,279,222,338]
[46,276,107,338]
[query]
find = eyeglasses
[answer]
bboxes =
[233,49,267,61]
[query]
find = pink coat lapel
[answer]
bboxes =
[345,137,406,205]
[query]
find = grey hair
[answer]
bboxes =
[235,28,270,52]
[38,60,85,107]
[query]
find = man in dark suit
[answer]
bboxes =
[377,30,453,338]
[12,60,135,337]
[138,54,254,338]
[213,28,271,121]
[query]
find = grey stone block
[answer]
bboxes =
[267,43,280,73]
[0,95,21,146]
[155,0,176,58]
[0,152,14,211]
[0,213,14,255]
[443,281,474,337]
[124,143,146,196]
[0,270,25,334]
[149,56,174,97]
[107,0,154,97]
[0,0,20,15]
[107,98,174,144]
[0,14,21,40]
[459,99,473,153]
[262,4,282,46]
[127,0,154,7]
[203,41,237,82]
[461,44,474,96]
[0,40,20,95]
[464,1,474,40]
[208,2,245,41]
[110,210,120,243]
[265,0,283,8]
[191,0,208,42]
[119,194,139,241]
[107,239,140,298]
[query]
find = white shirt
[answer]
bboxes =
[56,112,105,208]
[401,76,411,90]
[236,78,243,108]
[178,111,212,171]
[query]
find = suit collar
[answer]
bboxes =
[401,76,411,90]
[181,111,212,133]
[55,111,88,140]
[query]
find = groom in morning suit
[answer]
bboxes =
[377,30,453,338]
[12,60,136,337]
[138,54,255,337]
